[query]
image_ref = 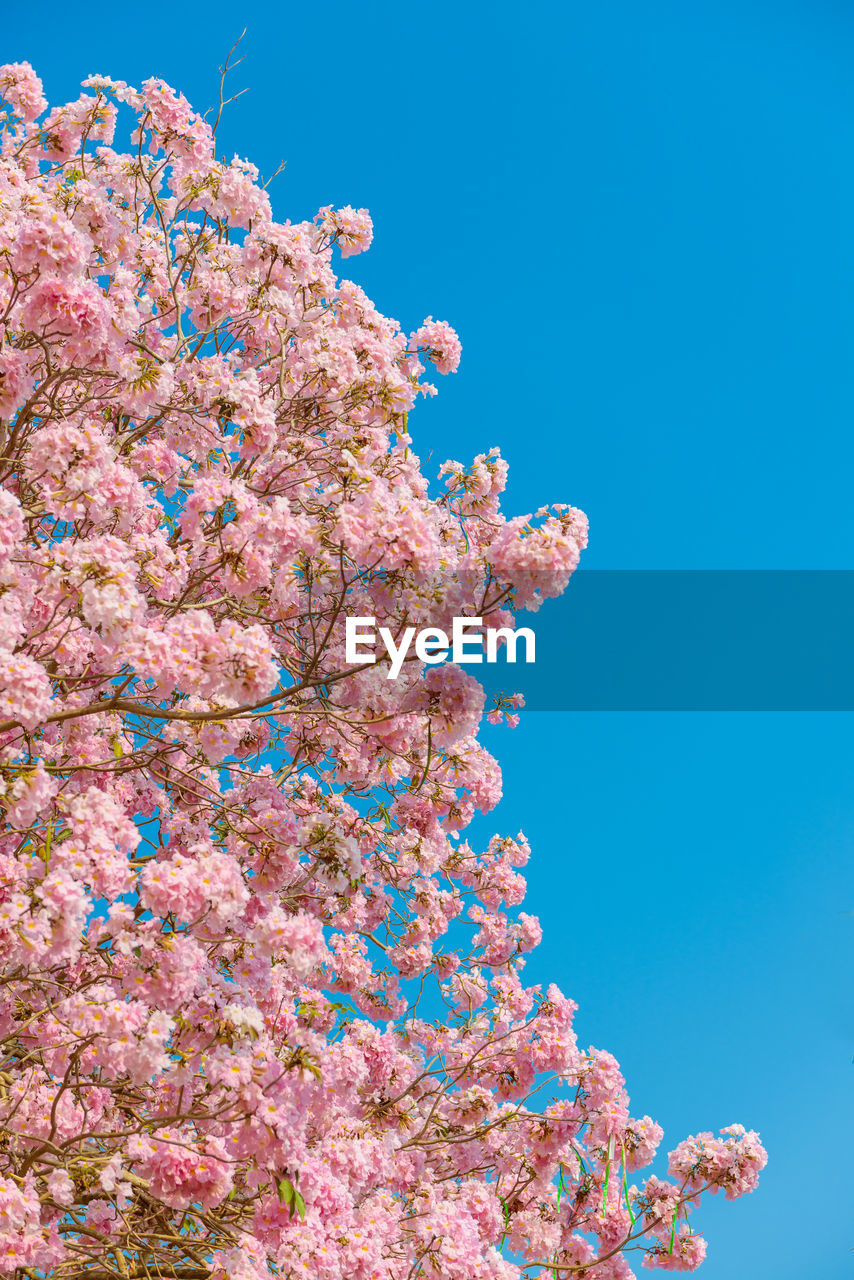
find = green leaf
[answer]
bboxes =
[294,1190,306,1221]
[277,1177,294,1207]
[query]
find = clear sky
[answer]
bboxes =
[5,1,854,1274]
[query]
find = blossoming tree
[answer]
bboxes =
[0,60,765,1280]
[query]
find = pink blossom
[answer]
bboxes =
[318,204,374,257]
[46,1168,74,1207]
[0,650,51,729]
[130,1130,234,1210]
[14,208,88,276]
[23,275,112,361]
[406,663,486,746]
[0,61,46,121]
[0,347,36,419]
[0,61,764,1280]
[411,316,462,374]
[3,759,57,827]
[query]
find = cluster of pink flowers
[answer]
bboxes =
[316,204,374,257]
[412,316,463,374]
[128,1130,234,1210]
[0,62,765,1280]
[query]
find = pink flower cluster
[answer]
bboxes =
[0,61,765,1280]
[128,1130,234,1210]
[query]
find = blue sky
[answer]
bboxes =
[5,0,854,1274]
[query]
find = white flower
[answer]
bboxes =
[223,1002,264,1038]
